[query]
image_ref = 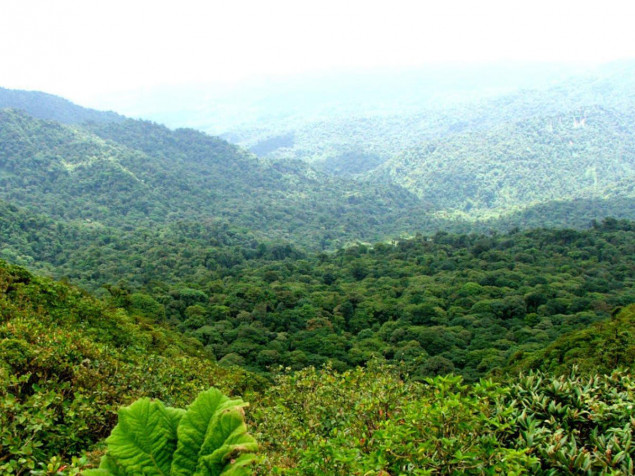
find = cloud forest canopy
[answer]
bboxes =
[0,59,634,475]
[0,76,634,251]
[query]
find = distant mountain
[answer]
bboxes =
[1,82,633,254]
[369,106,635,217]
[101,61,635,178]
[480,196,635,231]
[0,108,439,249]
[229,60,635,176]
[95,62,583,134]
[0,87,124,124]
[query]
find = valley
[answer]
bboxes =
[0,60,634,474]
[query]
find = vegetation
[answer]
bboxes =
[509,303,635,375]
[1,198,633,379]
[0,108,439,250]
[253,362,635,475]
[210,61,635,179]
[0,87,123,125]
[100,220,632,379]
[0,260,262,474]
[86,387,256,476]
[2,81,634,252]
[371,107,634,217]
[0,74,634,475]
[1,225,633,471]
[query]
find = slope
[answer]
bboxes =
[507,304,635,375]
[370,106,635,216]
[77,220,632,379]
[222,60,635,175]
[0,259,261,474]
[0,108,438,249]
[0,86,124,124]
[0,198,306,291]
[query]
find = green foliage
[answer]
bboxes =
[252,363,635,474]
[508,304,635,374]
[252,362,427,475]
[0,87,124,124]
[503,369,635,475]
[4,216,631,379]
[0,261,262,474]
[1,78,634,476]
[373,107,635,217]
[86,388,257,476]
[0,108,439,250]
[107,222,635,379]
[0,232,632,474]
[209,61,635,187]
[2,96,632,255]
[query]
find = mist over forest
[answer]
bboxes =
[1,1,634,473]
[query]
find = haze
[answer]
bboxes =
[2,0,634,109]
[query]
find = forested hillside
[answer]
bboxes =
[0,259,262,474]
[3,74,635,251]
[509,303,635,375]
[210,60,635,176]
[115,220,630,379]
[371,106,634,216]
[0,87,123,124]
[2,259,633,474]
[0,72,634,475]
[0,108,439,249]
[4,205,631,380]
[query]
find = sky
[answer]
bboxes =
[1,0,634,106]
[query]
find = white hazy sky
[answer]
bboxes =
[1,0,634,105]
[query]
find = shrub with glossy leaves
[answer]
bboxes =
[501,369,635,475]
[253,363,634,475]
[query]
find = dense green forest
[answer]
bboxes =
[372,107,634,216]
[2,72,634,251]
[2,260,634,474]
[0,79,634,475]
[2,208,633,382]
[0,108,440,250]
[102,220,633,379]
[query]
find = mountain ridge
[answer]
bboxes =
[369,105,635,216]
[0,86,124,124]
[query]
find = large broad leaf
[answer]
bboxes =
[85,388,256,476]
[87,398,181,475]
[171,388,257,476]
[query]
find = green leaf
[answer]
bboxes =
[88,388,256,476]
[171,388,257,476]
[102,398,179,475]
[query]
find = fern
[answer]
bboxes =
[85,388,257,476]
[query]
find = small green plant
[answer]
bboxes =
[85,387,257,476]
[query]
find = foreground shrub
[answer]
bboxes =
[85,387,257,475]
[253,363,634,475]
[502,369,635,475]
[0,262,261,474]
[253,363,534,475]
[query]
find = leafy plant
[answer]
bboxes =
[85,387,257,476]
[502,369,635,475]
[0,260,262,474]
[253,363,635,475]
